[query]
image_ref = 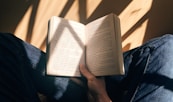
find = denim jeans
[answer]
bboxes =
[0,33,173,102]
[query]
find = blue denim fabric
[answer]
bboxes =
[0,33,40,102]
[0,33,88,102]
[0,33,173,102]
[117,34,173,102]
[125,34,173,102]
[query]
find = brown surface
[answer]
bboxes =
[0,0,173,52]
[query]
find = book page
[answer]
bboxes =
[86,14,124,76]
[46,16,85,76]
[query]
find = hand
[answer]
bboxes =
[79,64,112,102]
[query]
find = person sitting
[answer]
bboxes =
[0,32,173,102]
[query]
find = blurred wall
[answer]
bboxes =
[1,0,173,52]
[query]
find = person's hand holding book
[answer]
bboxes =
[80,64,112,102]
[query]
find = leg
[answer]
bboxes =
[0,33,87,102]
[0,33,40,102]
[106,34,173,102]
[129,34,173,102]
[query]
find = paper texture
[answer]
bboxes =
[46,13,124,76]
[46,17,85,76]
[86,14,122,76]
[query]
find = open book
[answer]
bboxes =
[46,13,124,77]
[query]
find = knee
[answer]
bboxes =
[0,32,14,37]
[150,34,173,77]
[161,34,173,43]
[154,34,173,50]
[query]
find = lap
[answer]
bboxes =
[0,33,173,102]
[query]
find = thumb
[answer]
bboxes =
[79,64,94,79]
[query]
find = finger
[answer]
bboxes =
[79,64,95,79]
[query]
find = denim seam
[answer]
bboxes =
[129,51,151,102]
